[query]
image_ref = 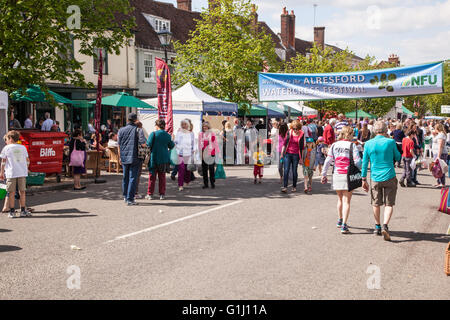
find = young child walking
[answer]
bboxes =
[315,136,326,175]
[253,143,266,184]
[400,129,416,188]
[302,137,317,193]
[0,131,30,218]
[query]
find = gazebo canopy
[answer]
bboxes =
[142,82,238,114]
[239,104,285,118]
[11,85,73,104]
[345,110,377,119]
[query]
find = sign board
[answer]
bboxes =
[258,61,444,101]
[441,105,450,114]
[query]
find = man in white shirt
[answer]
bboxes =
[24,114,33,129]
[0,130,30,218]
[41,112,54,131]
[107,132,119,148]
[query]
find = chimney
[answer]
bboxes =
[251,4,258,31]
[288,10,295,49]
[388,54,400,66]
[281,7,291,49]
[177,0,192,11]
[314,26,325,50]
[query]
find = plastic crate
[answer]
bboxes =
[26,172,45,186]
[446,242,450,276]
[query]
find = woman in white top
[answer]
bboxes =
[432,123,447,187]
[174,119,196,191]
[321,126,362,234]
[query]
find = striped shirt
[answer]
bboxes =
[334,120,348,133]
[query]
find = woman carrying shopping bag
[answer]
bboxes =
[69,129,87,190]
[174,119,196,191]
[199,122,220,189]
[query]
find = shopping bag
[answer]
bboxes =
[215,164,226,179]
[439,159,448,174]
[0,183,7,200]
[169,148,179,166]
[410,159,416,171]
[439,187,450,214]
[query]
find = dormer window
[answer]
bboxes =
[142,13,170,33]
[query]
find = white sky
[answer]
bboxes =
[163,0,450,65]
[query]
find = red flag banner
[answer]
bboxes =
[94,49,103,152]
[155,57,173,134]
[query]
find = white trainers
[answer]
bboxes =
[160,195,165,200]
[8,212,15,218]
[145,195,153,200]
[178,186,184,191]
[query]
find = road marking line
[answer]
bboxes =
[104,200,243,244]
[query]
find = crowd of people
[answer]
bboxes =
[3,110,449,242]
[269,114,450,240]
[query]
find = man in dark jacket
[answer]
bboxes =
[118,113,140,206]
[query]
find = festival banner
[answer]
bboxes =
[155,57,173,134]
[258,61,444,102]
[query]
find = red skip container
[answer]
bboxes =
[18,130,68,175]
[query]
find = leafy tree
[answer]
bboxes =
[0,0,135,96]
[172,0,279,104]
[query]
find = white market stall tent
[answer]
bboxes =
[138,82,238,138]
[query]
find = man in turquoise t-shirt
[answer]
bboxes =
[361,121,402,241]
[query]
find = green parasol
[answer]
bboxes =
[88,92,156,109]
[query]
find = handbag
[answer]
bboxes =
[432,159,443,179]
[347,142,362,192]
[69,140,85,167]
[137,128,150,160]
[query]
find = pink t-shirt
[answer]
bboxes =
[277,135,286,153]
[286,134,300,154]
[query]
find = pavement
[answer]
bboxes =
[0,165,449,299]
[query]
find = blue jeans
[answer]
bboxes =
[283,153,299,188]
[122,163,140,202]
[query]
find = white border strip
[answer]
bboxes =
[105,200,243,244]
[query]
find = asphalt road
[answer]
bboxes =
[0,165,449,299]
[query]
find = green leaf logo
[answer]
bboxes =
[369,73,397,92]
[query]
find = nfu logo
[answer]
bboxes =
[40,148,55,157]
[402,75,438,87]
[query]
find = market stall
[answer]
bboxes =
[139,82,238,137]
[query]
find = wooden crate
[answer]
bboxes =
[446,242,450,276]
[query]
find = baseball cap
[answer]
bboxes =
[318,136,324,142]
[128,113,137,121]
[306,137,314,143]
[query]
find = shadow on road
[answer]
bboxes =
[389,230,450,244]
[0,245,22,253]
[349,226,449,243]
[0,229,12,233]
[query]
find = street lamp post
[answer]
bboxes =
[157,27,173,63]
